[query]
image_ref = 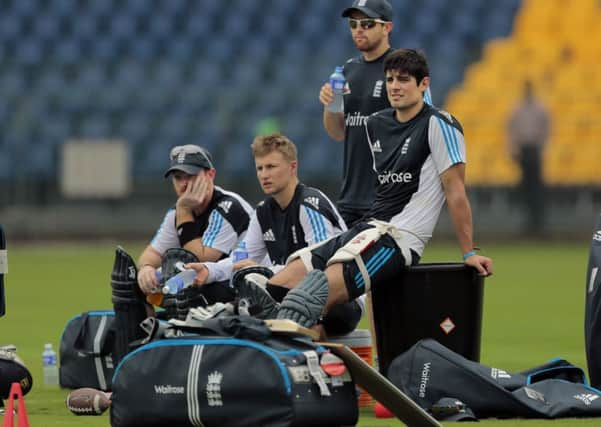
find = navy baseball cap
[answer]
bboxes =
[164,144,214,178]
[342,0,393,21]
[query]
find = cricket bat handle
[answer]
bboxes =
[0,224,7,316]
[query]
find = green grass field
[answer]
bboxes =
[1,239,597,426]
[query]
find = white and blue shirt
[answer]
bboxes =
[365,104,466,255]
[150,186,253,259]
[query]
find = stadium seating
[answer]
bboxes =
[0,0,520,181]
[446,0,601,185]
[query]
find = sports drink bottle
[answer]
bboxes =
[42,343,59,386]
[327,66,345,113]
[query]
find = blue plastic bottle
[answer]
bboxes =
[42,343,59,386]
[232,241,249,262]
[162,269,196,295]
[327,66,345,113]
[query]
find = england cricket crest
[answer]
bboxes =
[206,370,223,407]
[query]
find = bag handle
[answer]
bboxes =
[73,313,115,356]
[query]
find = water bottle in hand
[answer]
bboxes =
[42,343,59,386]
[327,66,345,113]
[162,269,196,295]
[232,241,249,262]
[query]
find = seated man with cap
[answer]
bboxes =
[136,144,253,298]
[110,144,253,363]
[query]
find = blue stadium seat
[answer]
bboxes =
[53,0,81,18]
[0,149,14,180]
[0,72,25,99]
[110,14,136,41]
[153,63,182,87]
[15,38,43,65]
[126,38,157,60]
[298,140,337,176]
[0,0,521,180]
[32,15,60,42]
[113,61,147,87]
[11,0,38,19]
[125,0,152,18]
[243,37,273,63]
[204,38,235,64]
[221,140,254,176]
[80,116,113,139]
[222,14,252,41]
[119,114,151,145]
[0,16,21,42]
[70,13,99,41]
[39,118,71,146]
[28,141,57,178]
[137,141,171,177]
[147,15,174,42]
[160,0,187,17]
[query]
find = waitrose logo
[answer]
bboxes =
[154,385,185,394]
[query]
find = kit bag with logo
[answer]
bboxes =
[59,310,115,391]
[585,212,601,388]
[388,339,601,419]
[110,316,358,427]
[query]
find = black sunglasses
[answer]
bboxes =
[349,18,388,30]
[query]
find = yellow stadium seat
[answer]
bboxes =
[444,0,601,185]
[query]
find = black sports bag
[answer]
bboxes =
[585,212,601,388]
[388,339,601,419]
[59,310,115,391]
[0,345,32,404]
[110,316,358,427]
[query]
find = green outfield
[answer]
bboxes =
[0,239,597,426]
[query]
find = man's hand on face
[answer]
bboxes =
[176,173,210,213]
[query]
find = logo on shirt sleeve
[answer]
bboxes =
[218,201,232,214]
[304,197,320,210]
[372,80,384,98]
[372,140,382,153]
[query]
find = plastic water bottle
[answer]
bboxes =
[162,269,196,295]
[42,343,59,386]
[327,66,345,113]
[232,241,249,262]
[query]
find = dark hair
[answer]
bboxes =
[383,48,429,85]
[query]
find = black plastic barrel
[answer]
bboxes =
[372,263,485,375]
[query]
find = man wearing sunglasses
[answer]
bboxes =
[319,0,395,228]
[320,0,433,229]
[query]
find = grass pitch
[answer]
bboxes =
[0,239,597,426]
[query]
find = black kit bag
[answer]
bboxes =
[59,310,116,391]
[0,346,33,405]
[110,316,359,427]
[585,212,601,388]
[388,339,601,420]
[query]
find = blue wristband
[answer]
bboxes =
[463,250,476,261]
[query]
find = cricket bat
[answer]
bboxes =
[320,342,441,427]
[264,319,441,427]
[264,319,320,340]
[0,224,6,316]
